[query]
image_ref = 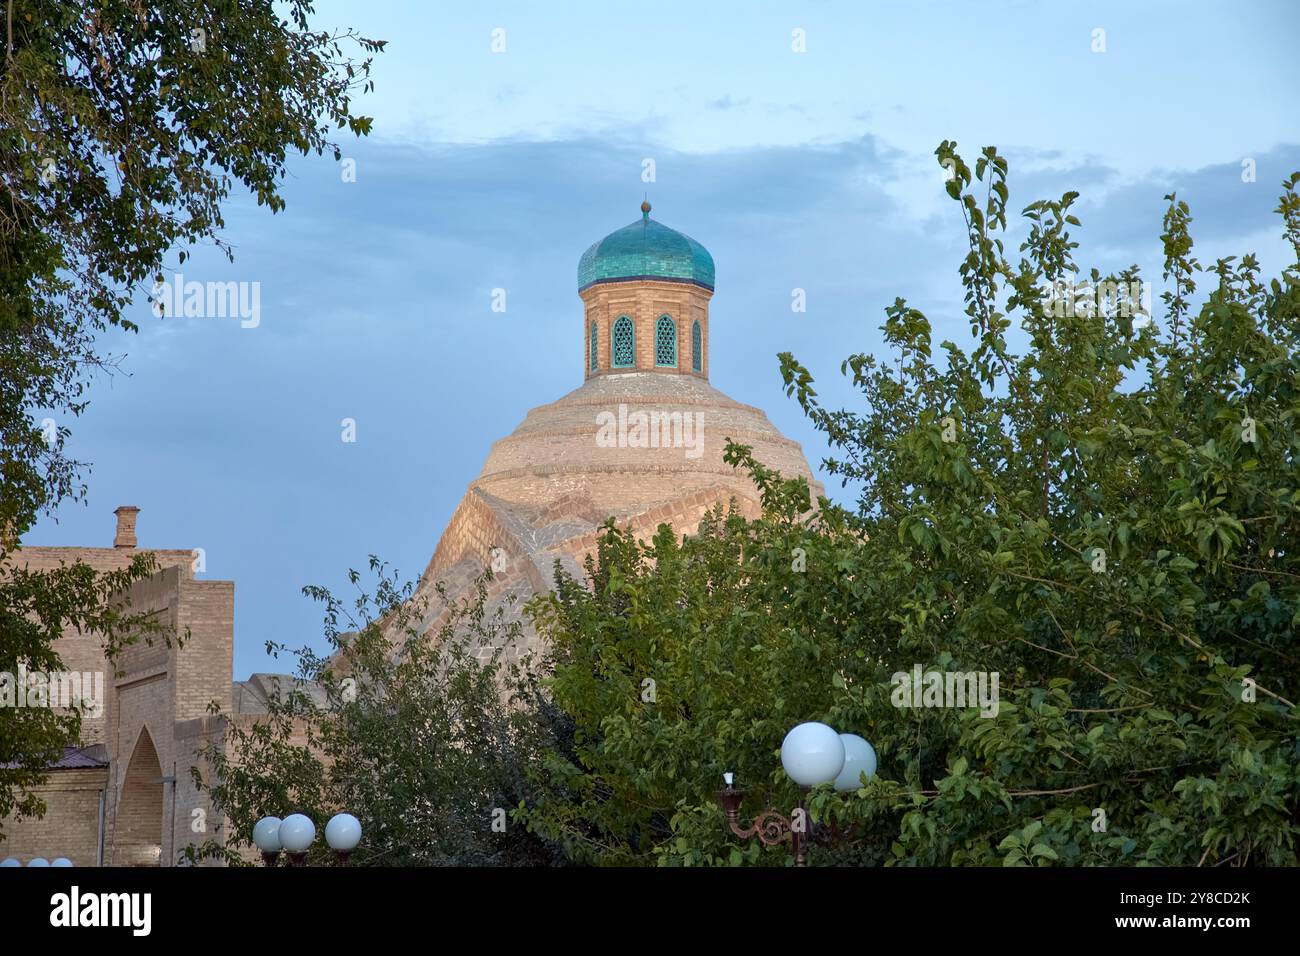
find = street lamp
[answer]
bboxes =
[324,813,362,863]
[834,733,877,792]
[718,721,876,867]
[253,813,361,866]
[252,815,282,866]
[780,721,845,786]
[278,814,315,867]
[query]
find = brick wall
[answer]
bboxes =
[172,715,230,866]
[0,768,107,865]
[3,520,240,867]
[581,279,711,380]
[175,579,234,722]
[10,544,196,745]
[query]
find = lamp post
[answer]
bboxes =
[253,813,362,866]
[718,721,876,867]
[252,816,283,867]
[278,814,315,867]
[324,813,362,864]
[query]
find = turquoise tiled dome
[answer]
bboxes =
[578,203,715,292]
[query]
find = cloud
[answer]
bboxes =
[33,129,1297,677]
[709,95,750,111]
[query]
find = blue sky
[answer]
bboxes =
[28,1,1300,678]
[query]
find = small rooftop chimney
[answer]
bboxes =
[113,506,140,549]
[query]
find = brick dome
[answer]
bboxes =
[414,372,824,649]
[409,203,820,657]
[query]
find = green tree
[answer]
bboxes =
[522,146,1300,866]
[520,497,866,866]
[1,0,383,839]
[187,560,566,866]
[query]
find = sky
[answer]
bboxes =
[26,0,1300,679]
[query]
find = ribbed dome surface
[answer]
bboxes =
[414,372,823,648]
[473,372,817,517]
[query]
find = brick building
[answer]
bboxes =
[1,202,822,864]
[1,509,235,865]
[409,202,823,655]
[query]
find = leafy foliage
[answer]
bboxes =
[186,560,565,866]
[522,147,1300,866]
[1,0,382,540]
[0,0,382,836]
[521,495,870,867]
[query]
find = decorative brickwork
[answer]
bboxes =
[582,279,711,380]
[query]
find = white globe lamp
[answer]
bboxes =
[325,813,362,855]
[252,816,282,855]
[780,722,846,787]
[278,814,316,860]
[833,734,878,792]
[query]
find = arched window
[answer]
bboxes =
[655,315,677,367]
[590,321,598,371]
[691,321,702,372]
[612,315,635,368]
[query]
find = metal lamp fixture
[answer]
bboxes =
[719,721,877,866]
[253,812,362,867]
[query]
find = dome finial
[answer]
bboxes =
[640,199,651,219]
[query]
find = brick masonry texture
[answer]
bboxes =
[0,768,106,866]
[582,279,711,380]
